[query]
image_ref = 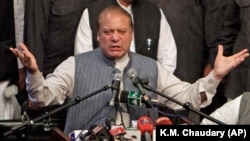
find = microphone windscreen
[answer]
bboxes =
[109,126,126,136]
[137,116,154,135]
[113,68,121,74]
[90,125,111,141]
[155,116,173,125]
[127,68,137,79]
[105,116,116,129]
[114,72,122,81]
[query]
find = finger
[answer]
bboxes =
[9,47,17,55]
[244,52,250,58]
[10,47,23,58]
[234,53,249,65]
[217,44,224,56]
[233,58,245,68]
[23,53,32,62]
[232,49,249,59]
[18,43,28,52]
[19,43,34,58]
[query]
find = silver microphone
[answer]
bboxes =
[127,68,151,103]
[109,68,122,106]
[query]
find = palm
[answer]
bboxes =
[214,45,249,80]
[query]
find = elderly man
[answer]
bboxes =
[11,5,248,133]
[74,0,177,73]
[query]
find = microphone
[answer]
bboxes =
[137,116,153,141]
[105,116,116,131]
[120,90,167,108]
[79,125,97,141]
[120,90,142,107]
[155,116,173,125]
[105,116,126,141]
[109,68,122,107]
[126,69,150,102]
[81,124,111,141]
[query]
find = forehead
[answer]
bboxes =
[100,10,130,22]
[99,12,131,29]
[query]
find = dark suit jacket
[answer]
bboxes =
[225,0,250,99]
[24,0,97,77]
[0,0,18,82]
[149,0,239,83]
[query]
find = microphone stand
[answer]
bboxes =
[2,84,112,138]
[142,84,226,125]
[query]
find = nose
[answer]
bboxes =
[111,32,119,42]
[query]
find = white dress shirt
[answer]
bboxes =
[14,0,25,69]
[201,95,241,125]
[26,51,222,127]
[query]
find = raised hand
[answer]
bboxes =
[10,43,40,74]
[213,45,249,80]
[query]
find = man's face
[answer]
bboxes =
[97,11,133,59]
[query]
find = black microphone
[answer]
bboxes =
[105,116,126,141]
[127,69,150,102]
[109,68,122,107]
[105,116,116,131]
[81,124,110,141]
[79,124,97,141]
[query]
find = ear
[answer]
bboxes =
[97,35,100,41]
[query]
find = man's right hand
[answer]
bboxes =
[10,43,40,75]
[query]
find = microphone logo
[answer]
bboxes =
[127,68,149,102]
[127,90,142,107]
[138,117,153,127]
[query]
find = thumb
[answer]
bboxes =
[217,44,224,56]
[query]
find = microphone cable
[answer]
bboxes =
[117,102,126,127]
[146,101,199,125]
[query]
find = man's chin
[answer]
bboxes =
[107,54,124,60]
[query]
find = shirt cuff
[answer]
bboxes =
[199,70,221,107]
[27,72,43,84]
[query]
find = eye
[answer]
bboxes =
[118,30,126,35]
[104,30,112,35]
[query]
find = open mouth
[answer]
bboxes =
[110,46,121,51]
